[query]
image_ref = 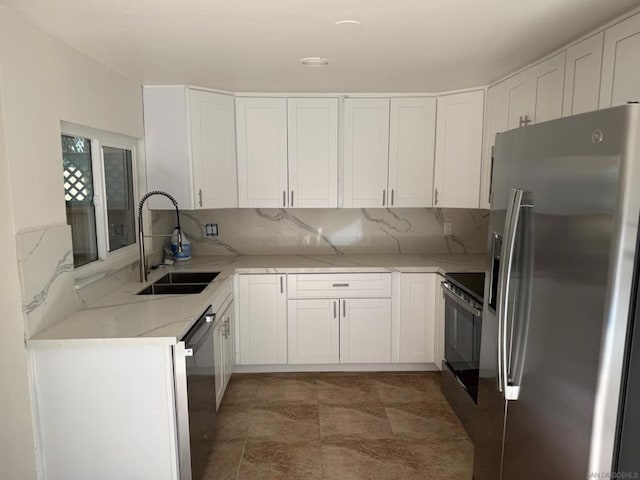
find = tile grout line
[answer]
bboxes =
[235,440,246,480]
[316,377,326,479]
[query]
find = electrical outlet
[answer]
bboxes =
[205,223,218,237]
[444,222,453,236]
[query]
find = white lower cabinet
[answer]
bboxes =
[237,272,442,368]
[214,300,234,409]
[340,298,392,363]
[29,342,180,480]
[399,273,437,363]
[287,297,392,364]
[288,299,340,364]
[237,274,287,365]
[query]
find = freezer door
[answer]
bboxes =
[500,108,628,479]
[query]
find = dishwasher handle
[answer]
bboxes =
[182,306,215,354]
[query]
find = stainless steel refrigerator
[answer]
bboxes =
[473,104,640,479]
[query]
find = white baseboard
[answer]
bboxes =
[232,362,439,374]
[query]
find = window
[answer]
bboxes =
[61,125,138,269]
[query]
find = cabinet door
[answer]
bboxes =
[600,12,640,108]
[343,98,390,208]
[237,274,287,365]
[189,90,238,208]
[433,275,446,371]
[388,97,436,207]
[340,298,392,363]
[433,90,484,208]
[236,98,288,207]
[287,299,339,364]
[563,33,604,116]
[213,320,225,410]
[399,274,436,363]
[224,302,234,388]
[481,81,510,209]
[143,86,193,209]
[531,51,566,123]
[287,98,338,208]
[507,70,535,130]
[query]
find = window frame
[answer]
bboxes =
[61,122,140,280]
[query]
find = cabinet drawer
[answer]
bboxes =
[288,273,391,298]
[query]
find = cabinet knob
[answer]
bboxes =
[434,188,439,205]
[198,189,203,207]
[391,189,394,206]
[283,190,286,207]
[382,189,386,206]
[290,190,294,207]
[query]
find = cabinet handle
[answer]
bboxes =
[290,190,294,207]
[343,300,346,317]
[435,188,439,205]
[332,283,349,287]
[333,301,337,319]
[280,276,284,294]
[198,189,203,207]
[391,189,394,206]
[382,189,386,206]
[283,190,286,207]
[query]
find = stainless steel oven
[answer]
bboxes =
[441,272,484,440]
[174,305,217,480]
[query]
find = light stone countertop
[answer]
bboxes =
[28,254,486,344]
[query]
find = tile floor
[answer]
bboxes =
[202,371,473,480]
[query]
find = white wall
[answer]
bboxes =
[0,7,145,477]
[0,64,39,480]
[0,6,144,232]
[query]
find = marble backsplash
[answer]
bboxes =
[151,208,489,257]
[16,224,139,337]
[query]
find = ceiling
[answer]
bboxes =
[1,0,639,92]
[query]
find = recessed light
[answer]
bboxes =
[334,19,361,28]
[300,57,329,67]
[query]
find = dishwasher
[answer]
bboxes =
[173,305,217,480]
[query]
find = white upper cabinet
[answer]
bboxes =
[563,33,604,116]
[287,98,338,208]
[481,81,510,208]
[506,51,566,129]
[189,89,237,208]
[143,86,237,209]
[343,98,391,208]
[506,70,535,130]
[236,97,288,208]
[343,97,436,208]
[388,98,437,207]
[434,90,484,208]
[600,12,640,108]
[531,51,566,124]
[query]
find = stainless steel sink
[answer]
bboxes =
[137,271,220,295]
[154,272,220,285]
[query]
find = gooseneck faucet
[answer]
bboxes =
[137,190,183,282]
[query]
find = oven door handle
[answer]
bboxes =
[441,282,482,317]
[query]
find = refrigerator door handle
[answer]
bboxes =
[498,188,524,400]
[498,188,524,399]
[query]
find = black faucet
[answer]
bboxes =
[137,190,183,282]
